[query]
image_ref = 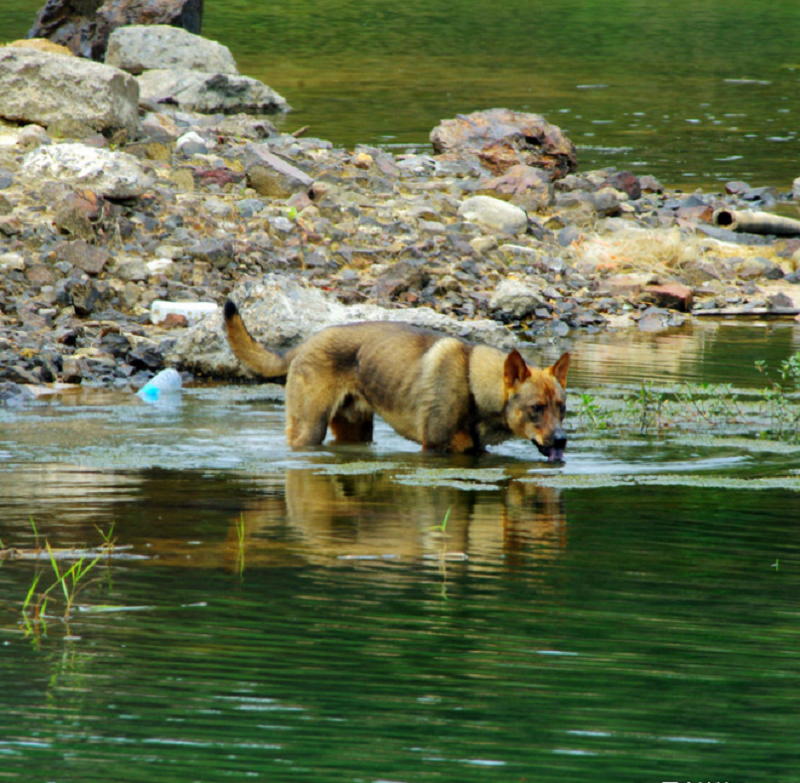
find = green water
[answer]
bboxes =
[2,323,800,781]
[3,0,800,187]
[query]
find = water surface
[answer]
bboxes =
[2,323,800,781]
[3,0,800,187]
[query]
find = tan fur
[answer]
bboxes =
[224,299,570,459]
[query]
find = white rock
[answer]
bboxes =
[105,25,239,76]
[0,48,138,137]
[176,131,208,152]
[489,279,545,318]
[146,258,175,275]
[459,195,528,235]
[170,275,517,376]
[137,69,290,115]
[0,252,25,271]
[21,143,154,199]
[16,124,51,150]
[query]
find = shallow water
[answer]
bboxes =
[4,0,800,187]
[2,322,800,781]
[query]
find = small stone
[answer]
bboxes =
[161,313,188,329]
[61,357,83,384]
[458,196,528,235]
[189,239,235,269]
[177,132,208,157]
[115,258,148,282]
[146,258,174,275]
[558,225,581,247]
[489,279,545,319]
[56,240,110,276]
[353,152,373,169]
[734,256,784,280]
[768,292,795,310]
[0,215,23,235]
[245,143,313,198]
[639,175,664,194]
[238,198,265,218]
[470,236,499,254]
[643,283,694,312]
[0,252,25,271]
[603,171,641,200]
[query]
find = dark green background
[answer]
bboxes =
[3,0,800,186]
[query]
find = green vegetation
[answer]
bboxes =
[430,507,452,599]
[576,352,800,442]
[1,518,116,639]
[234,512,246,578]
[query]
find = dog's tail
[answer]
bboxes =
[223,299,294,378]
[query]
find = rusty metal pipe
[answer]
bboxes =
[713,209,800,236]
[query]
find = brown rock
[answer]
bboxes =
[676,204,714,222]
[245,144,313,198]
[643,283,694,312]
[54,190,108,240]
[478,164,554,212]
[371,262,429,301]
[56,239,111,275]
[602,171,641,200]
[193,166,245,189]
[25,264,55,286]
[160,313,188,328]
[70,279,111,316]
[430,108,577,179]
[0,215,22,236]
[61,356,83,383]
[599,273,653,297]
[639,175,664,194]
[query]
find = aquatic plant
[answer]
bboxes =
[577,391,610,430]
[576,354,800,443]
[430,507,452,599]
[624,382,666,434]
[235,512,246,578]
[5,518,113,637]
[755,352,800,442]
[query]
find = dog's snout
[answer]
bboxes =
[553,428,567,449]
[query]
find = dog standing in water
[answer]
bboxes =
[224,299,569,460]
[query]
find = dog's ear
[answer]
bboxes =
[503,350,531,387]
[548,352,570,389]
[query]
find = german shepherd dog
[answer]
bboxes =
[224,300,570,460]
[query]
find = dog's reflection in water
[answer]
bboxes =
[228,467,567,570]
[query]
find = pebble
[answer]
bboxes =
[0,103,798,397]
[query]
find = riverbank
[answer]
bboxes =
[2,48,800,401]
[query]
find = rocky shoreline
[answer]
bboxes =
[2,27,800,404]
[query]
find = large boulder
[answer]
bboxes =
[0,48,138,137]
[105,24,237,75]
[21,143,154,199]
[431,108,578,179]
[137,68,290,115]
[169,275,517,377]
[28,0,203,61]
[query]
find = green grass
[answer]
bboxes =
[8,519,115,639]
[576,352,800,442]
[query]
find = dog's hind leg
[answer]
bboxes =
[330,412,374,443]
[329,393,374,443]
